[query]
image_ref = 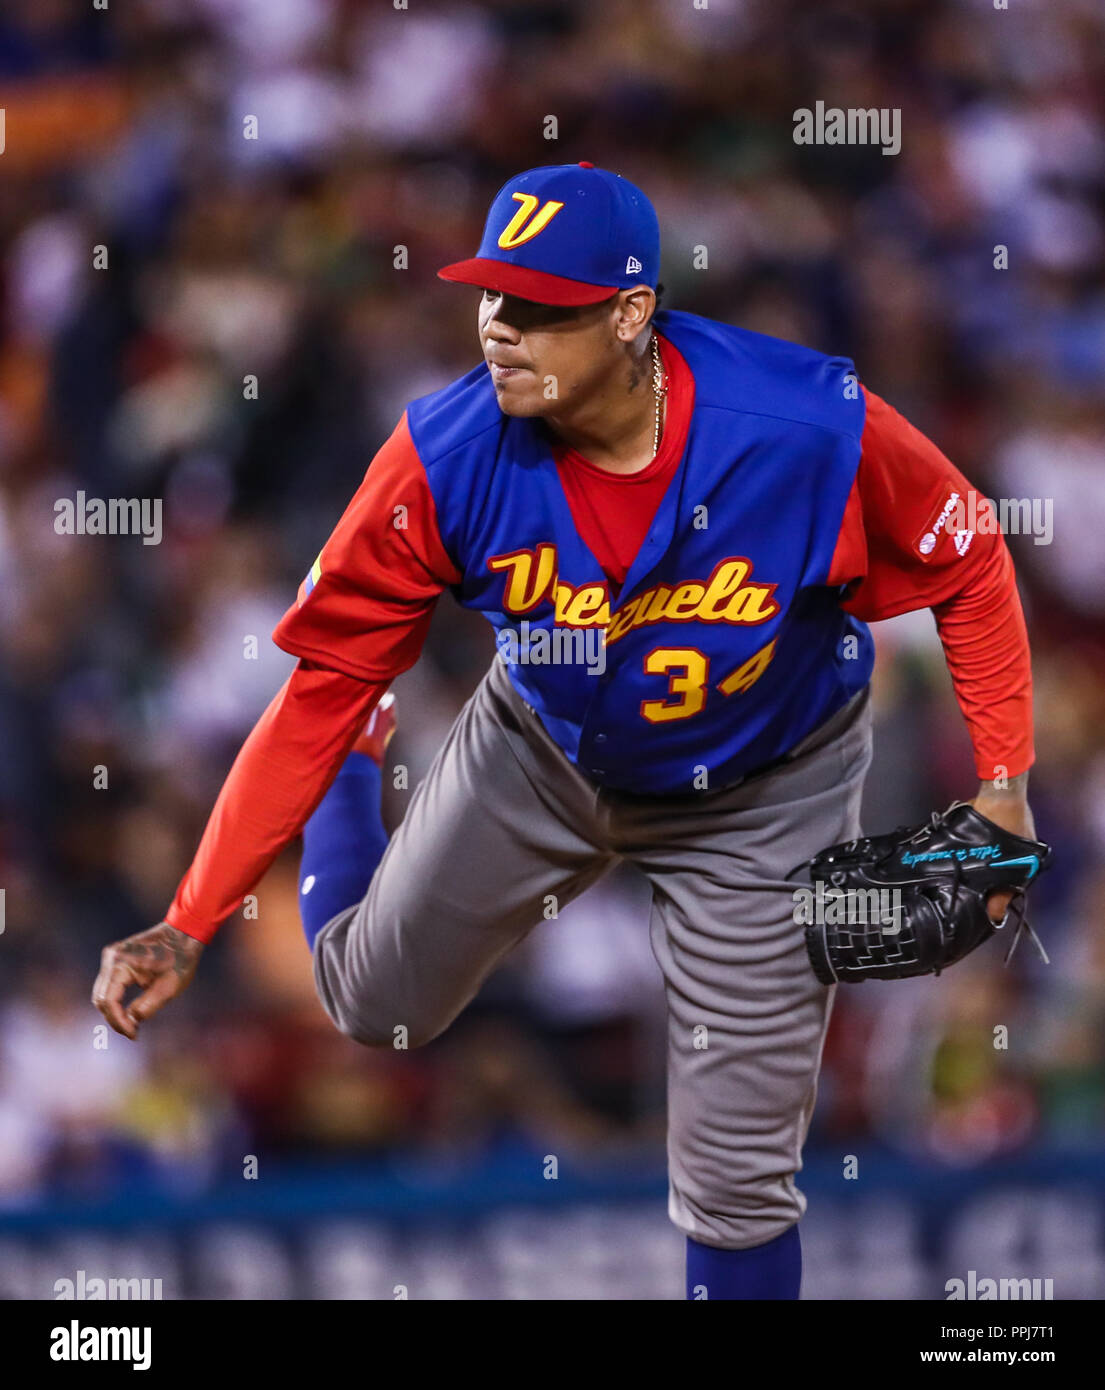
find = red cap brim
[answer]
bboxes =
[436,258,619,306]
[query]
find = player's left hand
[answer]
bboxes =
[970,784,1036,922]
[803,800,1052,983]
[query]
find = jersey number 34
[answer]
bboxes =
[640,640,777,723]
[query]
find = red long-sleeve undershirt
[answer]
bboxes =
[166,356,1033,945]
[165,663,387,942]
[827,388,1032,783]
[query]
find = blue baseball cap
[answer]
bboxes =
[438,162,660,306]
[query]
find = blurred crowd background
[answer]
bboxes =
[0,0,1103,1289]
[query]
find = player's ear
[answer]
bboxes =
[614,287,656,343]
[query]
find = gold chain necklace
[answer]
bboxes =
[651,332,668,456]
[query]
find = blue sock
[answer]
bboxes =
[686,1225,802,1300]
[299,754,389,950]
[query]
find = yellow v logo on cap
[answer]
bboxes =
[497,193,566,249]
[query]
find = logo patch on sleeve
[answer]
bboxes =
[914,491,961,561]
[298,554,322,605]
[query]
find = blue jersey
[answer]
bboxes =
[400,309,873,795]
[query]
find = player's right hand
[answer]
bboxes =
[92,921,204,1040]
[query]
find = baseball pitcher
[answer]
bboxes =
[93,164,1047,1300]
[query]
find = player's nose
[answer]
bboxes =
[483,311,523,346]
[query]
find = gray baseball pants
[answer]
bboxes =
[313,654,873,1250]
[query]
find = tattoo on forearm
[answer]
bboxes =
[119,923,196,978]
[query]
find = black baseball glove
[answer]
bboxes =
[802,803,1052,984]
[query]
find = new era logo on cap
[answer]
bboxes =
[437,162,661,306]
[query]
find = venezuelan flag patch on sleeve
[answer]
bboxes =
[298,554,322,605]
